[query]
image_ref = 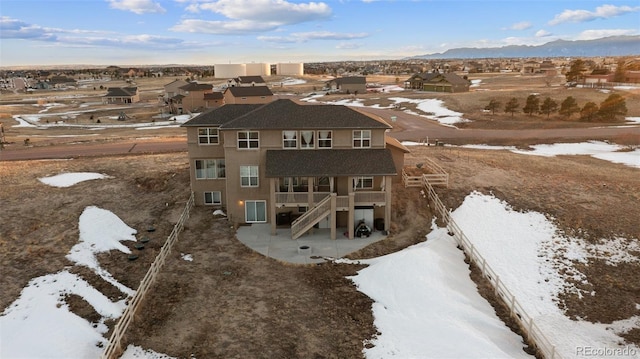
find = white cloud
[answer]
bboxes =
[257,31,368,43]
[535,29,552,37]
[336,42,361,49]
[576,28,639,40]
[172,19,280,34]
[549,4,640,25]
[107,0,166,14]
[506,21,532,31]
[185,0,332,24]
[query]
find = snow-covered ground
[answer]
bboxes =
[456,141,640,168]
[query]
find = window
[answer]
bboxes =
[195,159,225,179]
[238,131,259,149]
[204,191,222,205]
[318,130,332,148]
[245,200,266,223]
[240,166,259,187]
[354,176,374,189]
[353,130,371,148]
[282,131,297,148]
[198,128,219,145]
[300,131,314,149]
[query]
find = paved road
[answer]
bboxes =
[1,106,638,161]
[360,107,640,143]
[0,138,188,161]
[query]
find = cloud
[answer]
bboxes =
[576,28,639,40]
[185,0,332,24]
[172,19,280,34]
[535,29,552,37]
[257,31,369,43]
[336,42,361,50]
[0,17,57,41]
[505,21,532,31]
[549,4,640,25]
[107,0,166,14]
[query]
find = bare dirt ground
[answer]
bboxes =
[1,74,639,357]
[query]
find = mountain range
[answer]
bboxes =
[410,36,640,59]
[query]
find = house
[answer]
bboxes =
[181,99,407,240]
[404,73,470,93]
[164,79,189,99]
[522,60,540,74]
[103,87,140,104]
[228,76,266,87]
[324,76,367,94]
[204,91,224,108]
[180,82,214,112]
[223,86,274,104]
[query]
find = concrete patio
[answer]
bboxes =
[236,223,387,264]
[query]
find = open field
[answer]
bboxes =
[1,72,638,357]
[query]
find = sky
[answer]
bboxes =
[1,171,637,358]
[1,0,639,67]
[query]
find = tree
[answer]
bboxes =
[613,58,627,83]
[580,102,599,122]
[504,98,519,117]
[566,59,585,83]
[540,97,558,119]
[559,96,580,119]
[523,95,540,116]
[484,99,501,115]
[597,93,627,122]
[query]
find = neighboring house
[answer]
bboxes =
[223,86,274,104]
[228,76,266,87]
[404,73,470,93]
[168,94,185,114]
[180,82,214,112]
[522,60,540,74]
[103,87,140,104]
[48,76,77,88]
[204,91,224,108]
[164,79,189,99]
[181,99,407,240]
[324,76,367,94]
[584,71,614,86]
[624,71,640,83]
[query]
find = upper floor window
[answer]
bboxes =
[240,165,259,187]
[238,131,259,149]
[300,131,315,149]
[353,130,371,148]
[318,130,332,148]
[198,127,219,145]
[195,159,225,179]
[354,176,374,189]
[283,131,297,148]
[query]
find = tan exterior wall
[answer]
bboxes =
[223,93,273,104]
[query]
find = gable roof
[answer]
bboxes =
[266,149,397,177]
[180,82,213,91]
[224,86,273,97]
[407,72,469,85]
[236,76,265,84]
[181,104,263,127]
[220,99,391,130]
[203,92,224,100]
[104,87,138,97]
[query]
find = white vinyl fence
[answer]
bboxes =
[421,176,561,359]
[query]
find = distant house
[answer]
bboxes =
[204,92,224,108]
[223,86,274,105]
[164,79,189,99]
[325,76,367,94]
[404,73,470,93]
[48,76,77,88]
[228,76,266,87]
[522,60,540,74]
[103,87,140,104]
[180,82,214,112]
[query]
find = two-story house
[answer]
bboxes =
[223,86,274,104]
[180,82,215,112]
[182,99,406,240]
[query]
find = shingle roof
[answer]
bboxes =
[407,72,469,85]
[181,104,263,127]
[327,76,366,85]
[204,92,224,100]
[225,86,273,97]
[266,149,397,177]
[180,82,213,91]
[237,76,265,84]
[104,87,138,97]
[221,99,391,130]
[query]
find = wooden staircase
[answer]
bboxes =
[290,194,332,240]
